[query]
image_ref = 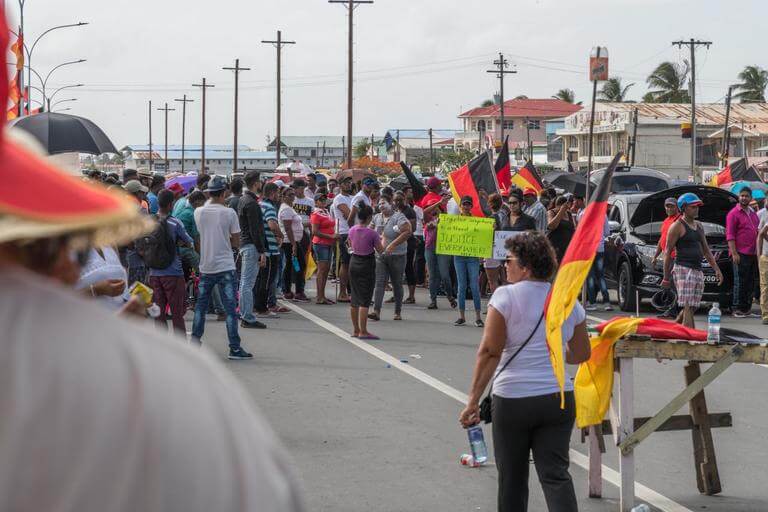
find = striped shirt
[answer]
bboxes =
[260,200,281,256]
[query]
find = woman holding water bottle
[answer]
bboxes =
[459,232,591,512]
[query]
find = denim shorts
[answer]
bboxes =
[313,243,333,262]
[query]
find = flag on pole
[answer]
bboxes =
[446,151,498,217]
[399,161,427,202]
[543,152,622,408]
[510,160,544,193]
[494,136,511,196]
[8,30,23,119]
[709,158,761,187]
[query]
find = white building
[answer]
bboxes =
[266,136,369,169]
[122,145,287,175]
[381,129,458,163]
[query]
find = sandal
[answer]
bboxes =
[393,313,402,321]
[367,312,380,321]
[404,297,416,304]
[337,297,351,303]
[316,298,335,305]
[358,333,380,340]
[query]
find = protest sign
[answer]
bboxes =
[492,230,524,260]
[435,214,494,258]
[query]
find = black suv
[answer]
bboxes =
[603,185,737,311]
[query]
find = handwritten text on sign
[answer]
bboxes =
[492,231,524,260]
[435,214,495,258]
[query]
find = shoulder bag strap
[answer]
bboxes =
[488,311,545,395]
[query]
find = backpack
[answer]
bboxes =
[137,215,177,269]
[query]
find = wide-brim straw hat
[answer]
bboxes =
[0,13,151,248]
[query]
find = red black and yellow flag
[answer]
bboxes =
[7,30,23,120]
[447,151,498,217]
[709,158,761,187]
[494,136,511,196]
[510,159,544,193]
[544,152,623,407]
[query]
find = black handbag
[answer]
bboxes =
[478,312,545,424]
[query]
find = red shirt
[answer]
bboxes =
[659,214,679,256]
[311,209,336,246]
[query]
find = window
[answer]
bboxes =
[502,120,514,130]
[596,134,611,156]
[139,160,146,165]
[293,149,299,157]
[527,119,540,130]
[310,149,317,157]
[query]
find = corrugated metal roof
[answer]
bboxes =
[269,136,369,148]
[458,98,582,119]
[123,144,251,152]
[384,129,459,139]
[590,102,768,127]
[133,150,287,160]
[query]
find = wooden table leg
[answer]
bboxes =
[588,425,602,498]
[685,362,722,495]
[618,357,635,512]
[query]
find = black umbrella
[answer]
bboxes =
[9,112,118,155]
[543,170,595,197]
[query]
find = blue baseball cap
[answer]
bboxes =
[677,192,703,210]
[362,177,379,188]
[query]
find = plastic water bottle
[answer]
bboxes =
[292,255,301,272]
[467,425,488,465]
[707,302,721,344]
[459,454,480,467]
[630,504,651,512]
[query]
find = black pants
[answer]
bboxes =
[281,238,307,295]
[415,236,426,285]
[405,237,417,287]
[255,254,280,313]
[492,392,577,512]
[735,252,758,312]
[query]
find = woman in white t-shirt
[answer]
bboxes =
[459,231,590,512]
[278,188,309,302]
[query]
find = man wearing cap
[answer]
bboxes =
[238,171,268,329]
[146,174,165,215]
[522,188,547,232]
[123,179,151,286]
[348,177,378,227]
[726,187,760,317]
[663,193,723,328]
[652,197,680,318]
[418,177,456,310]
[331,176,354,302]
[192,176,252,359]
[0,9,302,504]
[122,168,139,184]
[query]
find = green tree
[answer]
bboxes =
[552,89,575,103]
[644,61,690,103]
[353,139,371,158]
[734,65,768,103]
[481,99,495,107]
[598,77,635,102]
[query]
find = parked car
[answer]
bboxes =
[588,166,674,194]
[603,185,737,312]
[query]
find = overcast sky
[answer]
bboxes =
[10,0,765,149]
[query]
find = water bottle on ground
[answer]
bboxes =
[707,302,721,344]
[459,454,479,467]
[630,504,651,512]
[466,425,488,465]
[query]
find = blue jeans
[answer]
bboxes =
[192,270,241,349]
[587,252,610,304]
[238,244,261,323]
[425,248,455,302]
[454,256,481,312]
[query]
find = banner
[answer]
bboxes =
[492,230,524,260]
[435,214,494,258]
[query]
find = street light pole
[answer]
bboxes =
[41,59,86,105]
[47,83,84,110]
[192,78,215,174]
[174,94,194,173]
[262,30,296,168]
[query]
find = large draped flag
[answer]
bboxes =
[709,158,761,187]
[494,136,511,195]
[447,151,498,217]
[7,29,23,120]
[511,160,544,193]
[544,152,622,408]
[399,161,427,202]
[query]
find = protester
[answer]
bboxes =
[331,176,354,302]
[227,177,244,211]
[75,245,128,310]
[453,196,484,327]
[585,213,613,312]
[305,173,318,200]
[404,185,426,293]
[279,187,309,302]
[726,187,760,317]
[369,193,412,322]
[420,177,457,310]
[652,197,680,318]
[310,192,338,304]
[176,190,206,277]
[522,188,547,232]
[506,190,537,231]
[146,174,165,215]
[347,204,384,340]
[255,183,287,317]
[192,176,252,359]
[237,171,268,329]
[459,231,590,512]
[756,215,768,324]
[348,176,378,226]
[570,193,585,219]
[484,193,508,295]
[547,195,576,263]
[663,193,723,328]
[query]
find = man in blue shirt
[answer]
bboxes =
[146,174,165,215]
[148,189,193,335]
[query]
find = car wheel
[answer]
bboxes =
[618,261,637,312]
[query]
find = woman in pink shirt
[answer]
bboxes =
[347,204,384,339]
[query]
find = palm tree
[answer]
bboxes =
[480,99,495,107]
[734,65,768,102]
[644,61,691,103]
[552,89,576,104]
[598,77,635,102]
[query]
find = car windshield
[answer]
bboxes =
[611,175,668,193]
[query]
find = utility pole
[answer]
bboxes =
[673,38,712,182]
[370,133,375,159]
[341,135,345,165]
[486,52,516,148]
[741,120,746,157]
[429,128,434,172]
[157,102,175,172]
[630,107,639,166]
[148,100,153,173]
[193,78,215,174]
[720,85,733,167]
[174,94,194,173]
[262,30,296,168]
[329,0,374,169]
[525,118,532,160]
[396,129,400,162]
[222,59,251,174]
[321,141,326,167]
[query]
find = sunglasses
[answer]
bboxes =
[509,200,519,205]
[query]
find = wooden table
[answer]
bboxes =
[585,336,768,511]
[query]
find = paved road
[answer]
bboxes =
[188,283,768,512]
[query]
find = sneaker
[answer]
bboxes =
[293,293,310,303]
[404,297,416,305]
[271,306,291,314]
[603,303,614,312]
[256,311,279,319]
[367,312,380,321]
[475,319,484,328]
[283,292,294,301]
[427,302,438,310]
[749,311,761,318]
[393,313,402,321]
[228,347,253,360]
[733,311,748,318]
[240,319,267,329]
[762,318,768,325]
[454,318,466,326]
[585,303,598,312]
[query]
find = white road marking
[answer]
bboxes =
[283,301,694,512]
